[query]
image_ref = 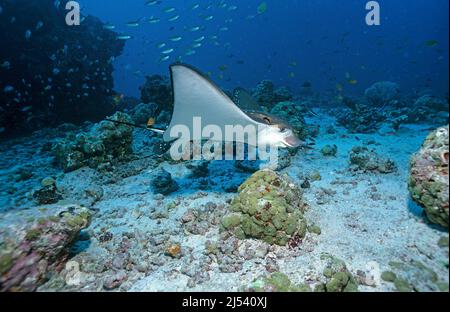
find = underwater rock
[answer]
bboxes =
[315,254,359,292]
[251,81,293,108]
[33,177,62,205]
[408,125,449,228]
[53,111,133,172]
[349,146,397,173]
[186,160,210,178]
[407,95,449,125]
[129,103,159,125]
[383,260,445,292]
[364,81,400,107]
[151,168,179,195]
[0,0,124,138]
[321,144,338,157]
[139,75,173,114]
[246,272,311,292]
[0,205,92,292]
[221,169,308,246]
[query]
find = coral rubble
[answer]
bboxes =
[0,205,92,291]
[221,169,308,246]
[53,112,133,172]
[408,125,449,227]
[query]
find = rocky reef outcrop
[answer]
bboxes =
[270,101,311,140]
[251,80,293,109]
[53,112,133,172]
[314,254,359,292]
[0,205,92,291]
[151,168,179,195]
[349,146,397,173]
[0,0,124,138]
[408,125,449,228]
[221,170,308,246]
[364,81,400,107]
[139,75,173,115]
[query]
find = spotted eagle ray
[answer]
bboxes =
[107,63,302,148]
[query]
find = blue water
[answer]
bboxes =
[79,0,449,97]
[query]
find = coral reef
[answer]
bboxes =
[139,75,173,114]
[407,95,449,125]
[270,101,311,140]
[321,144,338,157]
[0,0,124,138]
[53,112,133,172]
[314,254,359,292]
[349,146,397,173]
[0,205,92,291]
[364,81,400,107]
[251,81,293,108]
[221,169,308,246]
[408,125,449,227]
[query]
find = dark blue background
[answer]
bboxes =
[79,0,449,98]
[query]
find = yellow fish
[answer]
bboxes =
[147,117,155,128]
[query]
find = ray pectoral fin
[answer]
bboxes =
[163,64,257,142]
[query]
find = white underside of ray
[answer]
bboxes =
[163,65,262,143]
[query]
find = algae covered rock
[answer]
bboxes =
[53,111,133,172]
[151,168,179,195]
[408,125,449,227]
[316,254,359,292]
[221,169,308,246]
[349,146,397,173]
[270,101,310,140]
[0,205,92,291]
[246,272,311,292]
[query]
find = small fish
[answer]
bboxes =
[35,21,44,30]
[161,48,174,54]
[168,15,180,22]
[103,23,116,30]
[25,30,32,41]
[257,1,268,14]
[157,42,166,49]
[204,15,214,21]
[145,0,161,5]
[185,49,196,56]
[187,26,200,32]
[425,40,439,47]
[347,79,358,85]
[116,35,133,40]
[170,36,182,42]
[147,118,155,128]
[164,7,176,13]
[1,61,10,69]
[159,55,170,62]
[194,36,205,42]
[148,17,161,24]
[192,4,200,10]
[191,42,202,48]
[21,106,32,112]
[3,85,14,92]
[0,127,5,133]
